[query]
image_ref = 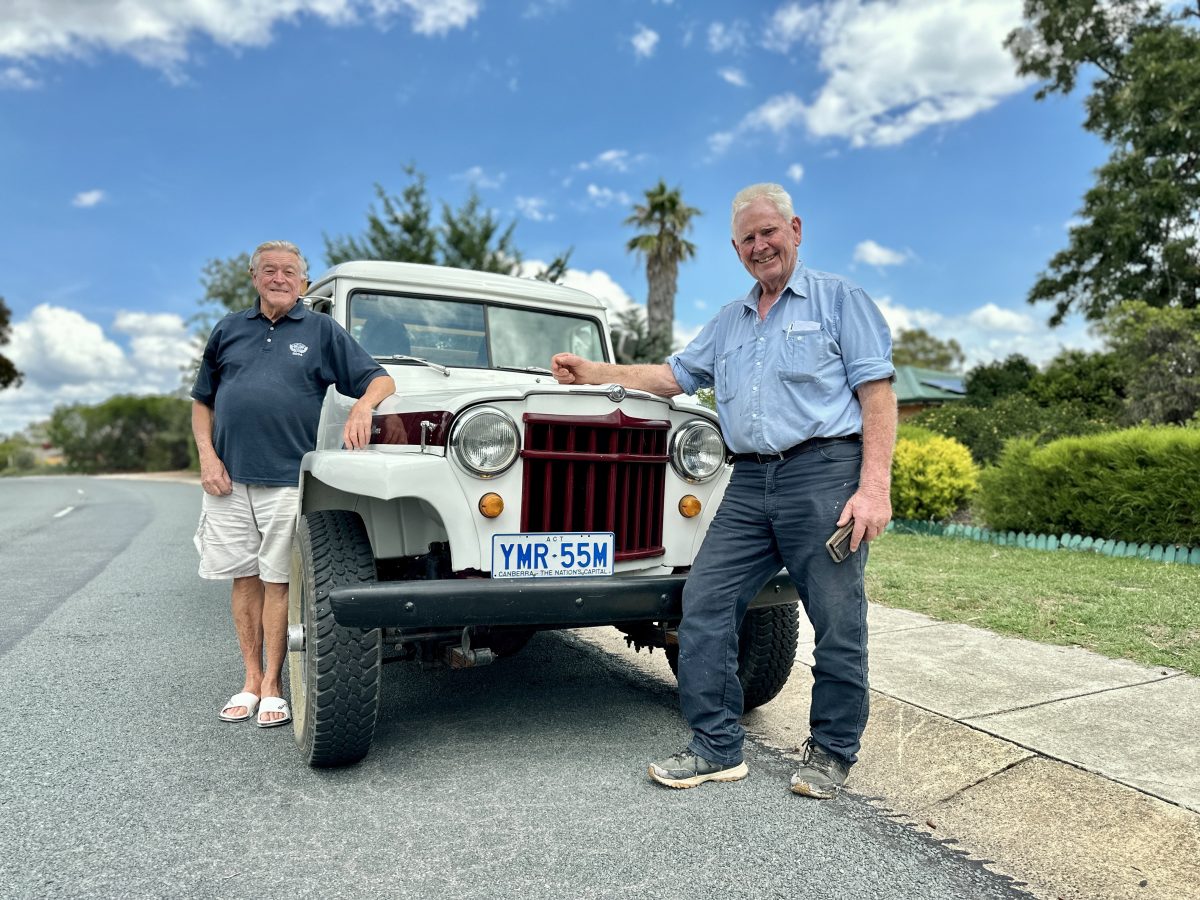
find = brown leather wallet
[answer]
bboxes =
[825,520,855,563]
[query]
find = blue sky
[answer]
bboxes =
[0,0,1108,435]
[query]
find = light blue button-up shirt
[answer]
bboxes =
[669,265,894,455]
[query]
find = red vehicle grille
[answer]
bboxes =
[521,410,669,562]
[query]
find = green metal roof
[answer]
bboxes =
[893,365,966,404]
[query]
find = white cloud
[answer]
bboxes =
[396,0,481,36]
[516,196,554,222]
[631,25,659,59]
[745,93,806,134]
[517,261,635,316]
[707,21,747,53]
[114,310,196,373]
[0,65,39,89]
[707,130,735,155]
[966,302,1036,333]
[786,163,804,183]
[718,67,747,87]
[0,1,481,76]
[762,2,822,52]
[873,295,1101,369]
[576,149,639,173]
[72,189,106,208]
[585,184,631,208]
[10,304,130,384]
[713,0,1027,150]
[454,165,505,189]
[0,304,192,434]
[853,239,908,267]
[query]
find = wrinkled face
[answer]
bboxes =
[252,250,305,310]
[731,197,802,290]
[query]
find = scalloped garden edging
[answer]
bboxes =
[886,519,1200,565]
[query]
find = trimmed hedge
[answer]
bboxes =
[891,433,978,521]
[974,426,1200,545]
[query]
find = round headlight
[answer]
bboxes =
[449,407,520,477]
[671,419,726,482]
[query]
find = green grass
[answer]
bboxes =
[866,532,1200,677]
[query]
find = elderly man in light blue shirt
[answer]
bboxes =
[552,182,897,798]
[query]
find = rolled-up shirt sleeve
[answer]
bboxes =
[667,315,720,395]
[839,285,894,390]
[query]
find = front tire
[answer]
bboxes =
[736,603,799,709]
[289,510,381,767]
[665,603,800,711]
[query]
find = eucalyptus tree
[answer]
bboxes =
[1007,0,1200,324]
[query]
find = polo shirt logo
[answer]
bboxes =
[289,342,309,357]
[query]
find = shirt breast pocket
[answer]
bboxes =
[780,321,825,384]
[716,346,740,401]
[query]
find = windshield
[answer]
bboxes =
[349,291,607,369]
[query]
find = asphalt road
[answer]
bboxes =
[0,476,1030,900]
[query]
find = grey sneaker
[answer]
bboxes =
[648,748,749,789]
[789,738,850,799]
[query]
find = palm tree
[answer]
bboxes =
[625,181,701,353]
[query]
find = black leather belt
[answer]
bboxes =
[729,434,861,465]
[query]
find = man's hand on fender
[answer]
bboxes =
[343,404,374,450]
[838,486,892,553]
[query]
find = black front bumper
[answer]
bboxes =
[328,570,799,630]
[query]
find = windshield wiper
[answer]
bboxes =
[376,355,450,377]
[495,365,554,376]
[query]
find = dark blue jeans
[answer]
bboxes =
[678,440,869,767]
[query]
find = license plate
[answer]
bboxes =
[491,532,615,579]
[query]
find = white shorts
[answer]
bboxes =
[194,483,299,583]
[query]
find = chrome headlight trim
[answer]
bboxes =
[669,419,726,483]
[448,407,521,477]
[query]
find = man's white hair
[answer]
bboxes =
[730,183,795,234]
[250,240,308,280]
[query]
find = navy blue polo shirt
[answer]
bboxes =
[192,300,386,486]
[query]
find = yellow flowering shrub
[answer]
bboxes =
[891,434,979,521]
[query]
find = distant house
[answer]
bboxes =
[893,365,966,420]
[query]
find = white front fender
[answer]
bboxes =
[301,449,484,570]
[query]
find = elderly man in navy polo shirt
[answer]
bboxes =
[551,183,897,798]
[191,240,395,729]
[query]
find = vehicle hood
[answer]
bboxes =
[373,366,709,419]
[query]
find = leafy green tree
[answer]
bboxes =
[625,181,701,350]
[325,165,438,265]
[532,250,573,284]
[610,306,673,365]
[891,327,965,371]
[911,393,1109,465]
[48,395,193,473]
[325,165,571,281]
[0,296,23,391]
[1007,1,1200,324]
[192,253,257,322]
[0,433,36,471]
[1028,348,1126,420]
[1099,301,1200,425]
[964,354,1038,406]
[182,252,259,386]
[440,192,522,274]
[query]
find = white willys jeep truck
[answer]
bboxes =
[287,261,800,766]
